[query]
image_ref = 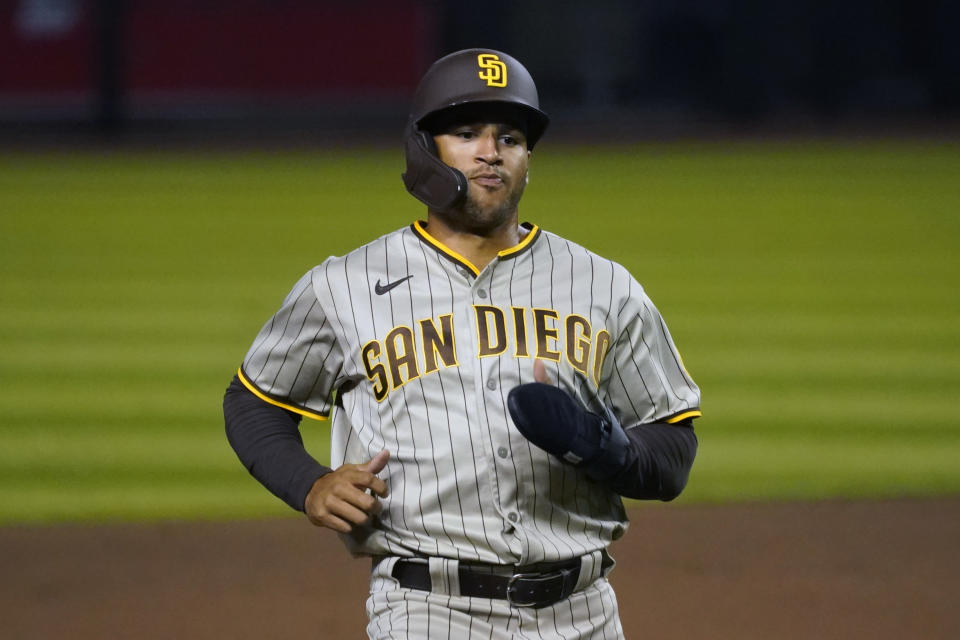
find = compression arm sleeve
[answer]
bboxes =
[223,374,332,512]
[606,421,698,501]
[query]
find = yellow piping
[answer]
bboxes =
[666,410,702,424]
[497,224,540,257]
[413,221,540,275]
[413,221,481,275]
[237,368,328,421]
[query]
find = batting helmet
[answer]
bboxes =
[402,48,550,211]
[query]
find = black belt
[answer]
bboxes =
[390,552,612,609]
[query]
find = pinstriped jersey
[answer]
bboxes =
[240,221,701,565]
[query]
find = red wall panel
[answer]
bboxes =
[0,6,93,92]
[0,1,433,99]
[125,1,433,95]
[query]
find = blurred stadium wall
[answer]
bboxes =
[1,0,958,142]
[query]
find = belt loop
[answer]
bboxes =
[574,550,603,592]
[376,556,403,589]
[446,558,461,598]
[428,557,461,597]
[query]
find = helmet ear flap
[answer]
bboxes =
[402,125,469,212]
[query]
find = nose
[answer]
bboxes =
[474,130,501,165]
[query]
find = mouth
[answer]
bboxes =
[470,172,504,188]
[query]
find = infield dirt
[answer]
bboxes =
[3,497,957,639]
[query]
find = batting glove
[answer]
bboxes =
[507,382,629,482]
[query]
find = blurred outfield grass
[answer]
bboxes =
[1,139,958,524]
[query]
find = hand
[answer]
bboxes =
[304,450,390,533]
[508,363,628,481]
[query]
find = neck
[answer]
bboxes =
[424,212,526,272]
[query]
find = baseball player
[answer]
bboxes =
[224,48,701,639]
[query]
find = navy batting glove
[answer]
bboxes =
[507,382,629,482]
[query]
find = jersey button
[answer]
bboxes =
[486,379,497,391]
[477,289,488,299]
[497,446,508,458]
[507,512,519,522]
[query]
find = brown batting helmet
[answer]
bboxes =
[402,49,550,211]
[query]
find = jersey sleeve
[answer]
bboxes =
[604,277,701,427]
[238,266,343,420]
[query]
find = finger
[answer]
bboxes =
[312,512,353,533]
[533,359,554,385]
[360,450,390,497]
[304,498,354,533]
[333,483,381,514]
[362,449,390,474]
[364,475,389,499]
[327,496,375,526]
[337,467,389,499]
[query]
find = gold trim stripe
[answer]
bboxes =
[412,221,541,275]
[237,368,328,421]
[413,221,481,276]
[665,409,702,424]
[497,224,540,257]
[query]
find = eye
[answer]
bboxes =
[455,129,476,140]
[500,134,518,146]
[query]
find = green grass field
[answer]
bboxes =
[2,139,958,524]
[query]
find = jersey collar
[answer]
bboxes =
[411,220,541,277]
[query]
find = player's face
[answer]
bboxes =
[433,122,530,233]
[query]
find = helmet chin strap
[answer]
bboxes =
[402,125,469,212]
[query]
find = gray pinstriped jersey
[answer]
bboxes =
[240,221,701,565]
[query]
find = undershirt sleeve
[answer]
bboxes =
[223,374,332,512]
[608,420,698,501]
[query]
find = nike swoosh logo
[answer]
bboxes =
[374,275,413,295]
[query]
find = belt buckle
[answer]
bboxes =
[505,572,546,608]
